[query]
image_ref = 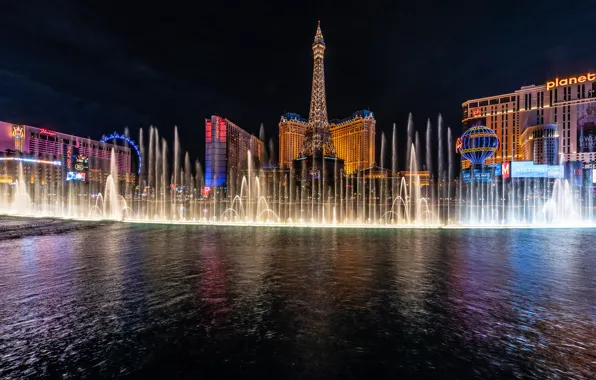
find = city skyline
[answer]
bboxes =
[3,4,596,379]
[2,1,595,165]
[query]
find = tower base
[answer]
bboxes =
[292,155,344,200]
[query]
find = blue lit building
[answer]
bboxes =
[204,115,264,188]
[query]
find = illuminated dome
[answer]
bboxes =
[456,126,499,165]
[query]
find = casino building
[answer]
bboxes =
[204,115,264,188]
[461,71,596,169]
[278,113,308,170]
[278,110,376,174]
[0,121,131,173]
[329,110,376,174]
[0,121,134,205]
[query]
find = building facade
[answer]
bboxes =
[278,113,308,169]
[519,124,559,165]
[278,110,376,174]
[462,71,596,168]
[204,115,264,188]
[0,151,63,186]
[330,110,376,174]
[0,121,133,205]
[0,121,132,174]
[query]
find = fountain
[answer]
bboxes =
[0,115,594,228]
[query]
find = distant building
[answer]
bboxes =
[0,121,131,175]
[278,113,308,169]
[0,121,133,201]
[204,115,264,188]
[0,150,63,186]
[330,110,376,174]
[399,171,430,186]
[278,110,376,174]
[520,124,559,165]
[360,165,388,179]
[462,71,596,169]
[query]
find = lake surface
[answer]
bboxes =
[1,220,595,378]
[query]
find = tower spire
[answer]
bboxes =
[313,20,325,46]
[301,21,336,158]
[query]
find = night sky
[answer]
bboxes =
[1,0,596,167]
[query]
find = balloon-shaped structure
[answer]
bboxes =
[456,126,499,165]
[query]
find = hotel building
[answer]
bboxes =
[204,115,264,188]
[0,121,135,205]
[0,121,131,173]
[278,110,376,174]
[519,124,559,165]
[278,113,308,170]
[461,71,596,168]
[0,121,132,184]
[330,110,376,174]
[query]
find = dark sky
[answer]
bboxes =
[1,0,596,166]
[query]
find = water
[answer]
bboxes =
[2,116,594,226]
[1,219,595,378]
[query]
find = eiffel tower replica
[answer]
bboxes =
[293,21,344,187]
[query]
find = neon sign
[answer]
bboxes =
[74,155,89,172]
[502,161,564,179]
[66,171,86,181]
[11,125,25,151]
[100,132,142,175]
[39,128,57,136]
[11,125,24,139]
[502,162,510,179]
[546,73,596,90]
[471,108,481,117]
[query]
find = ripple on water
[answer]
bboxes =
[0,223,595,378]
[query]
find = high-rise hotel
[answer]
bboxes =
[278,110,376,174]
[462,72,596,168]
[278,113,308,170]
[204,115,264,188]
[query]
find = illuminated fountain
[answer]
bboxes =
[9,163,33,215]
[0,116,594,228]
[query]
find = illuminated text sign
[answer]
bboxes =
[66,171,86,181]
[39,128,57,136]
[462,169,492,183]
[546,73,596,90]
[502,162,511,179]
[504,161,564,178]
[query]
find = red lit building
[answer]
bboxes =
[204,115,264,188]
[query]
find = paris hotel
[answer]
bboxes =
[461,71,596,168]
[278,109,376,174]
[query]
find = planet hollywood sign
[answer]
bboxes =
[546,72,596,90]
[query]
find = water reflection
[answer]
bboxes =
[0,224,595,378]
